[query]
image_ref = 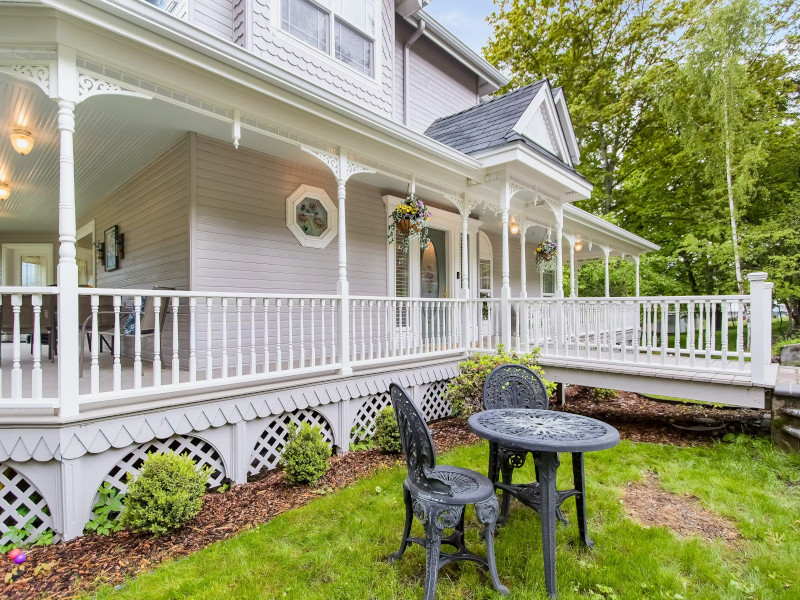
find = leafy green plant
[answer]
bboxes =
[85,482,125,536]
[216,484,229,494]
[373,407,402,454]
[119,451,213,537]
[593,388,618,400]
[0,516,37,552]
[348,425,375,451]
[446,345,555,417]
[280,422,331,485]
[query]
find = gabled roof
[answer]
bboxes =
[424,79,580,170]
[424,81,546,156]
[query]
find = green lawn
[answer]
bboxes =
[93,438,800,600]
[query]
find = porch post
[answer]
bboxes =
[500,187,512,348]
[601,246,611,297]
[634,254,641,297]
[747,272,771,385]
[555,220,564,298]
[55,49,81,418]
[566,234,577,298]
[336,177,351,375]
[460,204,470,350]
[520,226,530,350]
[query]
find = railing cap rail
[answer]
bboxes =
[78,288,342,301]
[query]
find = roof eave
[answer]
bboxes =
[563,204,660,252]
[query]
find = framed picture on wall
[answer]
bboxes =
[104,225,119,271]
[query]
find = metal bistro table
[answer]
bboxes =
[468,409,619,598]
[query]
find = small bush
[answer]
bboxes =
[119,451,212,537]
[593,388,618,400]
[280,422,331,485]
[373,407,402,453]
[446,345,555,417]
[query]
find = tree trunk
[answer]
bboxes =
[723,96,745,295]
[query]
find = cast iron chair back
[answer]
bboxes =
[389,383,453,496]
[483,364,549,411]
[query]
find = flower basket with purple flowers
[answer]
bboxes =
[388,195,431,253]
[535,240,558,272]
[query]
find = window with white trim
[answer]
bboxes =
[280,0,376,77]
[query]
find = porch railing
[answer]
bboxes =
[0,273,774,411]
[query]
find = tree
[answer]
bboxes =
[485,0,694,213]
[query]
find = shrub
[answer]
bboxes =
[373,407,402,453]
[446,345,556,417]
[280,422,331,485]
[593,388,618,400]
[119,451,212,537]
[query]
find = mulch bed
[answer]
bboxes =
[1,421,478,600]
[553,386,764,446]
[623,471,740,543]
[1,390,762,599]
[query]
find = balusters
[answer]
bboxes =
[189,297,197,383]
[264,299,271,373]
[31,295,42,401]
[360,300,366,361]
[368,300,374,360]
[721,301,729,364]
[320,299,326,366]
[235,298,243,377]
[660,301,668,366]
[133,296,143,389]
[705,301,713,369]
[736,299,745,369]
[89,295,100,395]
[250,298,257,374]
[221,298,229,378]
[275,299,282,372]
[673,301,681,367]
[206,297,214,381]
[688,300,696,367]
[153,296,162,387]
[299,299,306,369]
[172,297,180,385]
[113,296,122,390]
[351,299,357,361]
[310,299,316,367]
[330,298,336,364]
[287,299,294,371]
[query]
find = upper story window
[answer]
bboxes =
[280,0,376,77]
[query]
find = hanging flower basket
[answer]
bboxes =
[535,240,558,272]
[388,195,431,253]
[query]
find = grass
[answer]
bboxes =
[92,438,800,600]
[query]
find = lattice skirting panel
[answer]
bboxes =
[1,463,57,547]
[350,391,392,442]
[249,409,335,477]
[98,435,228,501]
[420,379,452,422]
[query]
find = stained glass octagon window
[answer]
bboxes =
[286,184,338,249]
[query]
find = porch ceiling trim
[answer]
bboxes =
[563,203,660,254]
[27,1,485,178]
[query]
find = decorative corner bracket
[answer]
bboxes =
[0,64,52,97]
[77,72,153,104]
[301,146,375,182]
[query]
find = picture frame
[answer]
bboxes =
[104,225,120,271]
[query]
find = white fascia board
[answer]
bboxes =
[34,0,484,178]
[563,204,660,253]
[473,143,593,198]
[410,10,508,92]
[551,88,580,165]
[511,81,572,167]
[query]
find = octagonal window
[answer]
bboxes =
[286,184,338,248]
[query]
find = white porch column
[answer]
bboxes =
[747,272,771,385]
[634,254,641,297]
[56,90,80,417]
[500,187,512,347]
[520,226,530,350]
[460,204,471,349]
[563,233,577,298]
[519,229,527,298]
[601,246,611,297]
[555,221,564,298]
[336,177,351,375]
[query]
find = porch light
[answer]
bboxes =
[574,240,583,252]
[509,214,520,235]
[10,129,34,155]
[0,182,10,200]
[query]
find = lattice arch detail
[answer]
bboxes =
[98,435,227,499]
[1,463,57,547]
[420,380,452,422]
[249,409,334,477]
[351,391,392,443]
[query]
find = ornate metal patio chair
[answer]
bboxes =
[482,364,593,546]
[388,383,509,600]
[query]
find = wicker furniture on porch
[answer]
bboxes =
[388,383,509,600]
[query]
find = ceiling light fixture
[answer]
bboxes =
[574,240,583,251]
[0,182,10,201]
[10,129,34,155]
[509,214,520,235]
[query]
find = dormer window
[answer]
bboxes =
[280,0,375,77]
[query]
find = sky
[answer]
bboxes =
[423,0,496,56]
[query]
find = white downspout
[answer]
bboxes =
[404,19,426,127]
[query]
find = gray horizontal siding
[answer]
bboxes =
[193,0,234,41]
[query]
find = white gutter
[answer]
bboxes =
[403,18,425,127]
[563,204,660,252]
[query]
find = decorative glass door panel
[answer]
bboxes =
[421,228,446,298]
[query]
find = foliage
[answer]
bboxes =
[85,482,125,536]
[386,195,431,253]
[372,408,402,454]
[446,345,555,417]
[119,452,212,537]
[280,422,331,485]
[0,515,54,553]
[92,439,800,600]
[348,425,376,452]
[593,388,618,400]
